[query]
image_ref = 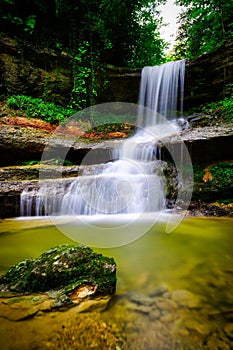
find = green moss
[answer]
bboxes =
[6,297,26,305]
[188,94,233,126]
[29,296,41,303]
[0,245,116,296]
[217,199,233,205]
[192,161,233,202]
[7,95,77,124]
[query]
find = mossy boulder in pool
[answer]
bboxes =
[0,245,116,301]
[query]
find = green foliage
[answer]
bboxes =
[101,1,167,67]
[129,10,167,67]
[24,15,36,34]
[0,0,168,110]
[70,41,101,110]
[193,162,233,202]
[87,112,137,128]
[173,0,233,59]
[90,123,133,133]
[0,0,167,68]
[0,0,37,35]
[21,160,40,166]
[200,96,233,123]
[7,95,77,124]
[189,83,233,125]
[21,158,75,166]
[52,158,75,166]
[6,94,138,131]
[218,199,233,205]
[209,162,233,183]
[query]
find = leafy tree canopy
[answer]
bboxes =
[0,0,167,67]
[173,0,233,59]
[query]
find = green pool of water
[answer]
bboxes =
[0,216,232,349]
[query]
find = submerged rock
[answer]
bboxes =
[0,245,116,306]
[171,289,200,308]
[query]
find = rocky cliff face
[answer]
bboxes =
[1,37,232,110]
[0,37,72,105]
[184,42,233,109]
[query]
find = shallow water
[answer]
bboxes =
[0,216,232,349]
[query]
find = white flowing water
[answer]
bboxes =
[20,60,186,217]
[138,59,185,126]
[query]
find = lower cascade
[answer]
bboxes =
[20,60,186,217]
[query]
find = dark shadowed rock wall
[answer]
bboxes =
[0,38,72,105]
[184,43,233,109]
[99,43,233,110]
[96,65,141,104]
[0,37,233,109]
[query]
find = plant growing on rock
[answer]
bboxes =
[7,95,77,124]
[192,162,233,202]
[0,245,117,298]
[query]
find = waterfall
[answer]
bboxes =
[138,60,185,127]
[20,60,186,217]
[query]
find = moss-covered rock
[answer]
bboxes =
[0,245,116,299]
[192,161,233,202]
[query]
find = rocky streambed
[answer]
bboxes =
[0,219,232,350]
[2,282,232,350]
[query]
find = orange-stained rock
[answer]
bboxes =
[8,116,56,131]
[106,132,128,138]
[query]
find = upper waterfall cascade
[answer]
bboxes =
[20,60,186,217]
[138,59,185,127]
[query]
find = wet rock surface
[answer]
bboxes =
[114,287,232,350]
[0,124,48,166]
[1,284,232,349]
[159,123,233,164]
[0,122,113,166]
[0,244,116,314]
[0,161,178,217]
[1,114,233,166]
[0,292,112,322]
[1,160,233,218]
[187,202,233,217]
[162,123,233,142]
[0,114,232,218]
